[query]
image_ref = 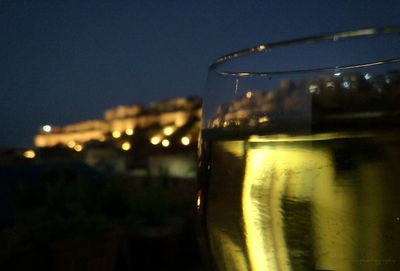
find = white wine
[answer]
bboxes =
[199,27,400,271]
[198,129,400,271]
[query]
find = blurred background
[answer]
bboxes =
[0,0,399,270]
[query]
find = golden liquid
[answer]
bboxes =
[199,131,400,271]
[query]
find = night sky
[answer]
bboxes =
[1,0,399,148]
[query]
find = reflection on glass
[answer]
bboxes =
[204,132,400,271]
[198,27,400,271]
[207,71,400,131]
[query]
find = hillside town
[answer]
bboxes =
[6,97,202,179]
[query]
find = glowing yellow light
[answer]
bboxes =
[99,136,106,142]
[161,139,170,147]
[23,150,36,159]
[125,128,134,135]
[246,91,252,98]
[181,136,190,146]
[67,141,76,148]
[121,142,131,151]
[240,137,339,271]
[196,191,201,210]
[150,136,161,145]
[43,125,52,133]
[175,116,187,127]
[112,131,121,138]
[258,116,269,123]
[309,84,319,93]
[163,126,174,136]
[74,144,83,152]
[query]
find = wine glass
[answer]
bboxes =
[197,27,400,271]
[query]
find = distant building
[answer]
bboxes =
[32,97,202,178]
[34,97,202,148]
[35,120,108,148]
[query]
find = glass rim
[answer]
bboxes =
[209,26,400,76]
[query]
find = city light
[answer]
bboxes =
[23,150,36,159]
[112,131,121,138]
[175,116,187,127]
[257,45,266,51]
[161,139,170,147]
[163,126,175,136]
[150,136,161,145]
[334,72,341,77]
[246,91,252,98]
[308,84,319,93]
[181,136,190,146]
[364,73,372,80]
[125,128,134,135]
[326,82,335,89]
[67,141,76,148]
[31,97,203,149]
[74,144,83,152]
[341,81,351,88]
[121,142,131,151]
[258,116,269,123]
[196,190,202,210]
[43,125,52,133]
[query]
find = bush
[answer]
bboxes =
[0,169,131,260]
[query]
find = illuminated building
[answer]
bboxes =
[31,97,201,177]
[35,120,108,148]
[34,97,202,148]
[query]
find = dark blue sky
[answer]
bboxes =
[1,0,399,147]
